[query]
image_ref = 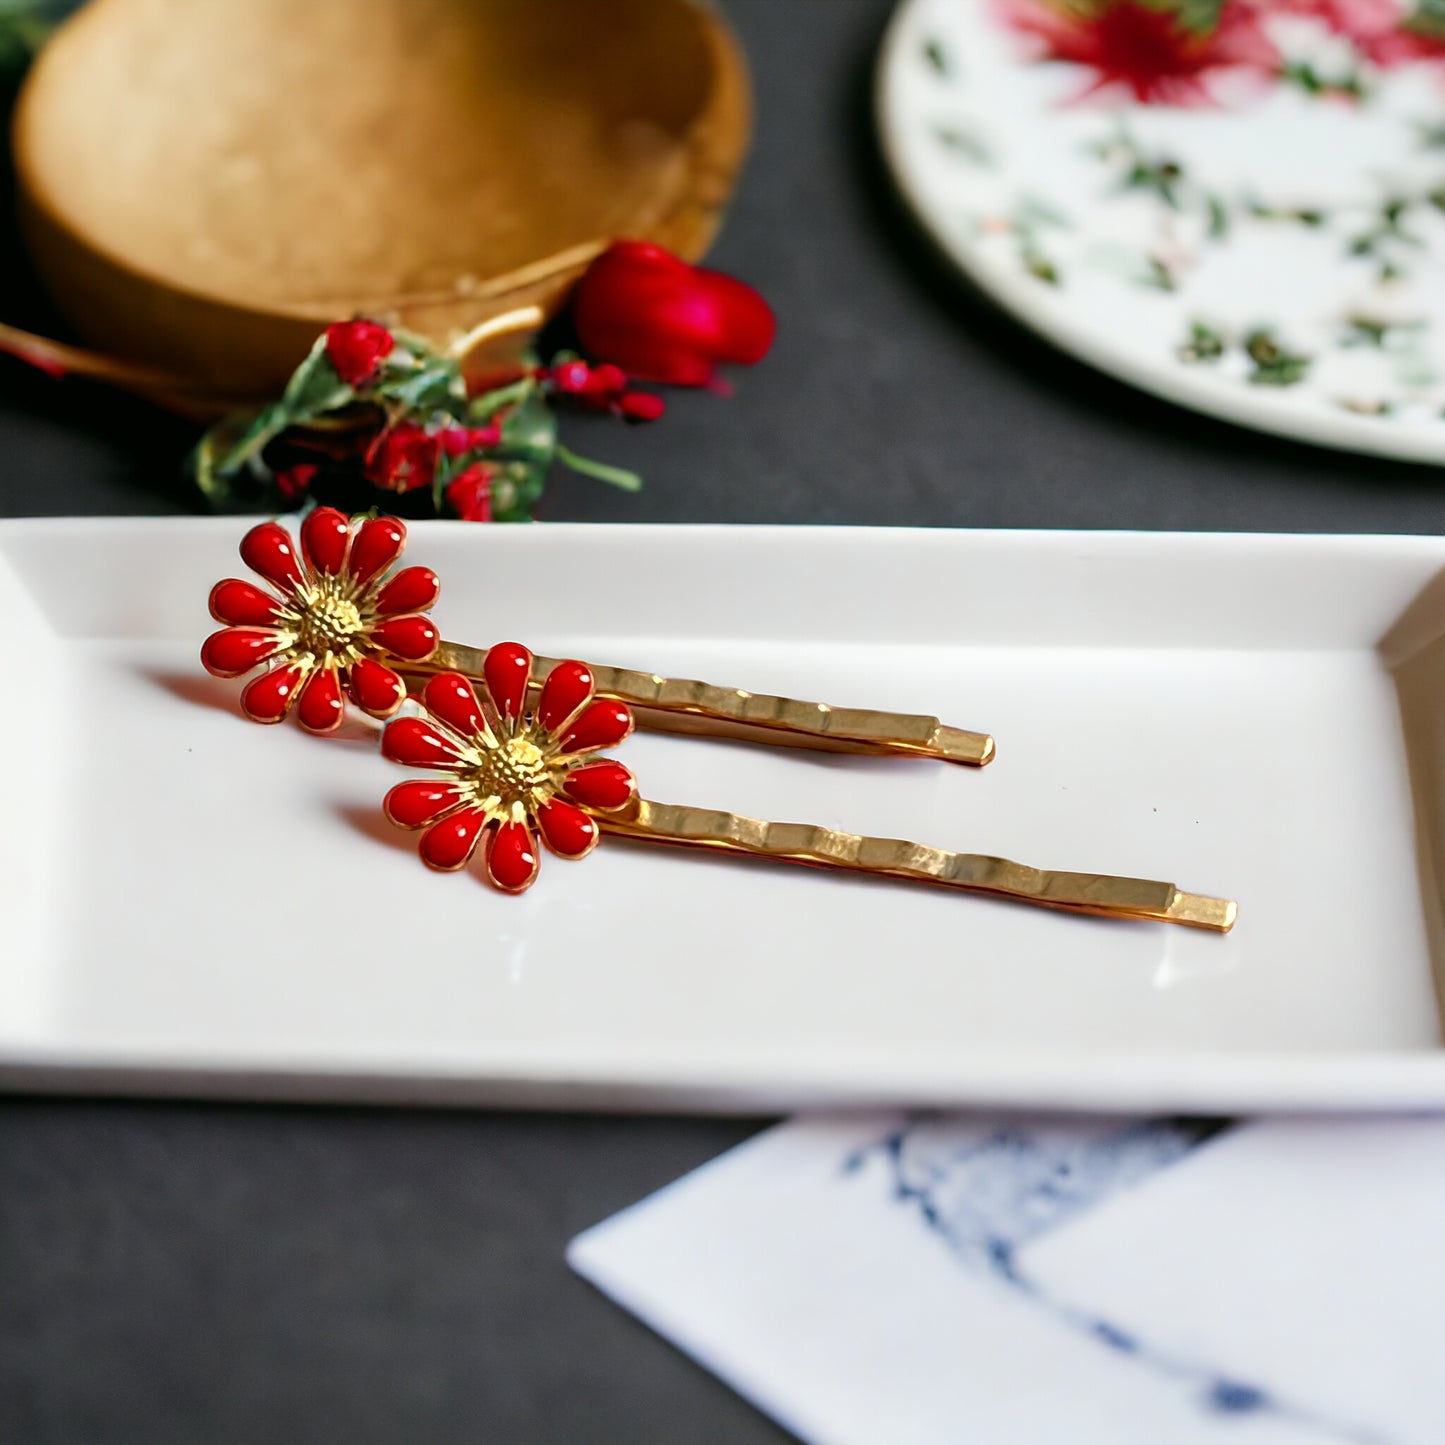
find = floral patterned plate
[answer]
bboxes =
[877,0,1445,462]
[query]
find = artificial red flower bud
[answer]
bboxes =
[572,240,775,387]
[446,462,494,522]
[325,319,395,388]
[274,463,319,506]
[439,423,503,456]
[365,421,438,493]
[551,360,592,394]
[617,391,665,423]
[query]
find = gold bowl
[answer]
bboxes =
[10,0,750,411]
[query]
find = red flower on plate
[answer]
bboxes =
[381,650,638,893]
[1268,0,1445,66]
[202,508,441,732]
[571,241,775,387]
[996,0,1279,105]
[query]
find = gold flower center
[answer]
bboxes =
[297,587,364,655]
[469,734,552,812]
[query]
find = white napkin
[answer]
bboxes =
[569,1113,1445,1445]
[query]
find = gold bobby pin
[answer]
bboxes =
[406,643,995,766]
[378,656,1234,930]
[200,510,993,765]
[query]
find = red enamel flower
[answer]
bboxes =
[202,508,441,732]
[997,0,1279,105]
[381,648,638,893]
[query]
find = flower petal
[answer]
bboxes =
[239,660,311,723]
[201,626,286,677]
[422,673,487,740]
[419,806,489,871]
[239,520,306,595]
[300,506,351,576]
[535,798,599,860]
[370,614,440,662]
[348,656,405,718]
[374,565,439,616]
[296,664,345,734]
[381,716,465,769]
[209,578,283,627]
[384,779,468,830]
[348,516,407,586]
[486,820,540,892]
[483,642,532,721]
[562,759,637,812]
[536,660,594,735]
[560,699,633,755]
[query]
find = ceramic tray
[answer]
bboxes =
[4,518,1445,1112]
[878,0,1445,463]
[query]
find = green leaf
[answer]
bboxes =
[556,444,643,492]
[281,334,353,415]
[498,385,557,461]
[490,459,548,523]
[468,376,534,422]
[382,359,463,411]
[195,401,292,489]
[934,126,991,166]
[1177,321,1225,365]
[1245,330,1311,387]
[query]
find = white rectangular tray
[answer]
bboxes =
[4,519,1445,1113]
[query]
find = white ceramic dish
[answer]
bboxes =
[4,518,1445,1112]
[878,0,1445,464]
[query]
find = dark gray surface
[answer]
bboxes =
[4,2,1445,1442]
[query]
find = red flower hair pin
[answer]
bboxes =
[202,517,1236,929]
[201,510,439,731]
[204,509,995,762]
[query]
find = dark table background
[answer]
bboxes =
[3,2,1443,1441]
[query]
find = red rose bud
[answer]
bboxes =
[325,319,395,388]
[550,359,592,394]
[445,462,494,522]
[572,240,775,387]
[364,420,438,493]
[438,423,501,456]
[617,390,665,423]
[274,463,319,505]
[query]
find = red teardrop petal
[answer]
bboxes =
[374,565,439,616]
[537,660,594,734]
[419,806,489,871]
[209,578,283,627]
[422,673,486,739]
[348,656,405,718]
[296,665,345,733]
[562,759,637,812]
[535,798,598,860]
[201,627,285,677]
[384,779,467,829]
[300,507,351,576]
[240,661,309,723]
[239,521,306,595]
[560,699,633,755]
[348,516,407,586]
[370,614,439,662]
[483,642,532,720]
[487,820,540,892]
[381,716,464,769]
